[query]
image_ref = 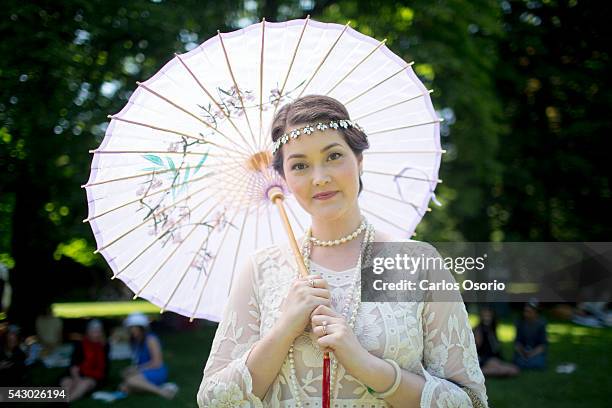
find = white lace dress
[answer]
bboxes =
[197,242,488,408]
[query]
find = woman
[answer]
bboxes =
[197,95,488,407]
[473,307,519,377]
[513,300,547,369]
[60,319,109,402]
[0,324,26,386]
[119,312,177,399]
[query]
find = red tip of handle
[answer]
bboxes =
[322,352,331,408]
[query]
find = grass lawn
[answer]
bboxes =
[28,318,610,407]
[52,301,160,318]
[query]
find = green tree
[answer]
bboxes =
[0,0,241,331]
[494,0,611,241]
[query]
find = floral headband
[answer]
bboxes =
[271,119,363,155]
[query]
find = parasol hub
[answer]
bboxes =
[267,185,285,203]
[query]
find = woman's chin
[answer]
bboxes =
[308,204,349,221]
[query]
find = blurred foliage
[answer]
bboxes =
[0,0,609,328]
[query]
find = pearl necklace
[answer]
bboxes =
[287,222,375,407]
[309,218,367,247]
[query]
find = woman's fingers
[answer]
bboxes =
[311,313,342,327]
[298,275,329,290]
[308,288,331,299]
[311,304,340,318]
[310,296,332,309]
[313,322,338,337]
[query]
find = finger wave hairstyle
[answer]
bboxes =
[270,95,370,193]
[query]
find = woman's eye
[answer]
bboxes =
[291,163,307,171]
[328,152,343,161]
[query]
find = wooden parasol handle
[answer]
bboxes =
[267,186,332,407]
[267,186,310,278]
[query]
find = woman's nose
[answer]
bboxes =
[313,168,331,186]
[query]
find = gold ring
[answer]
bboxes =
[322,320,328,335]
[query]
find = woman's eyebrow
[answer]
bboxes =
[286,143,342,160]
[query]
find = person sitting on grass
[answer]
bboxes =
[473,306,520,377]
[0,324,27,386]
[119,312,177,399]
[513,300,548,369]
[60,319,109,402]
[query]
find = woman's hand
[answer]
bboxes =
[121,365,139,379]
[310,304,369,373]
[278,275,332,340]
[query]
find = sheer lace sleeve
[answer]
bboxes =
[418,246,489,408]
[196,254,264,408]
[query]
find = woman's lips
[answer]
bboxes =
[313,191,338,200]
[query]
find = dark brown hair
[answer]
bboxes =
[270,95,369,193]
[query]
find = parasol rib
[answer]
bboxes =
[273,16,310,112]
[352,90,433,121]
[258,18,266,151]
[285,200,305,234]
[364,169,442,183]
[363,150,446,154]
[136,82,254,156]
[84,171,225,222]
[84,157,253,223]
[111,189,242,279]
[343,61,415,106]
[217,30,258,149]
[361,207,407,232]
[89,150,240,159]
[254,202,261,249]
[161,205,252,313]
[97,175,251,258]
[227,209,250,299]
[191,208,241,321]
[174,53,255,154]
[81,159,242,188]
[367,118,443,136]
[107,115,222,147]
[135,196,253,299]
[297,21,351,99]
[324,38,387,96]
[362,188,431,213]
[263,16,311,144]
[266,202,274,244]
[94,181,220,256]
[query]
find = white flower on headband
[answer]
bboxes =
[271,119,364,155]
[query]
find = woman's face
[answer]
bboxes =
[87,327,104,342]
[129,326,144,340]
[480,309,493,326]
[523,306,537,321]
[281,126,362,221]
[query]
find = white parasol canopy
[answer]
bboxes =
[83,17,443,322]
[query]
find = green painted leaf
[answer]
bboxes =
[183,164,191,184]
[193,152,209,175]
[143,154,163,166]
[142,167,163,172]
[166,157,176,172]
